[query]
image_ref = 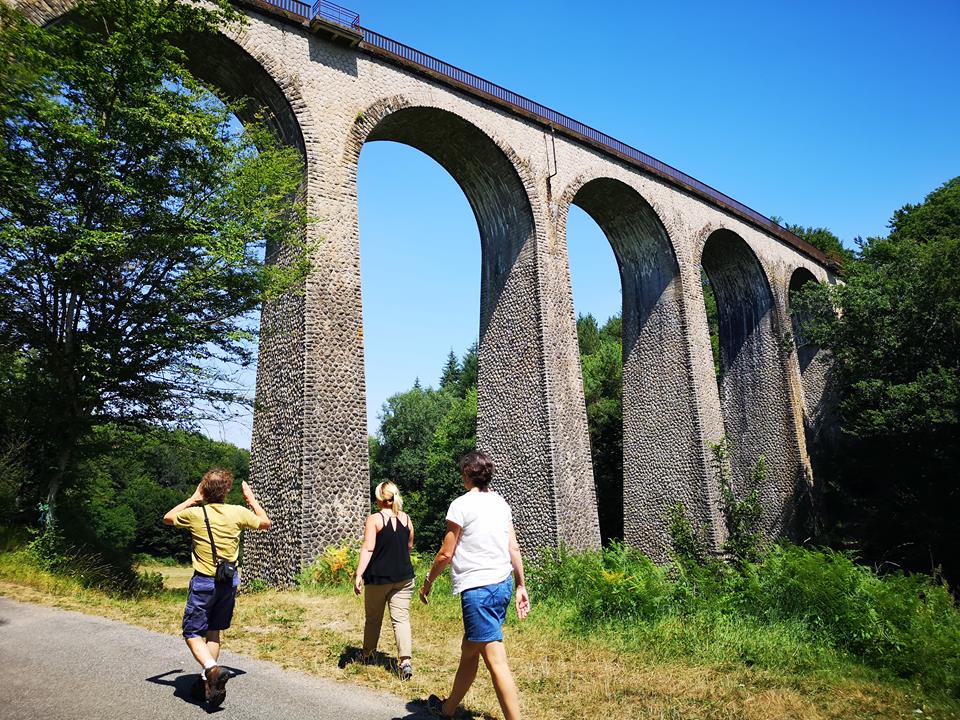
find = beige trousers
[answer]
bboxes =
[363,578,414,658]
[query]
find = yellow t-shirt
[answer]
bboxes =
[174,503,261,576]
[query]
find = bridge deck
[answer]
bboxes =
[236,0,833,270]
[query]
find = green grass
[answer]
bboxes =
[2,539,959,719]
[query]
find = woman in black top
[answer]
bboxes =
[354,481,416,679]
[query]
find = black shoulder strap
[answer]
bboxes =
[201,504,219,565]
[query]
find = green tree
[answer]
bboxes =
[374,386,452,501]
[456,343,478,398]
[772,216,853,268]
[0,0,308,522]
[418,388,478,551]
[58,424,250,561]
[439,350,461,391]
[794,177,960,584]
[577,313,623,543]
[787,224,853,267]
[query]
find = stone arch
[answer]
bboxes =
[699,228,804,538]
[558,174,715,558]
[342,96,598,550]
[345,96,539,339]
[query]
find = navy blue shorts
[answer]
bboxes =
[460,576,513,643]
[182,573,239,639]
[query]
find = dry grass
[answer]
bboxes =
[139,563,193,589]
[0,561,954,720]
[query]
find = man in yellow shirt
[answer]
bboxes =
[163,468,271,709]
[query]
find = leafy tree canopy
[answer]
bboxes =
[0,0,309,517]
[793,177,960,583]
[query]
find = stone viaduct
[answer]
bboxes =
[15,0,839,585]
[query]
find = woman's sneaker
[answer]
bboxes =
[399,660,413,680]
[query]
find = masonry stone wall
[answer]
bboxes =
[14,0,837,580]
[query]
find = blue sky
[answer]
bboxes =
[200,0,960,448]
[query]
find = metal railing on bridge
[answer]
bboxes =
[269,0,360,28]
[255,0,826,266]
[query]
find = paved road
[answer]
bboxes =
[0,598,430,720]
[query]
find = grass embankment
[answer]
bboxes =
[0,544,958,720]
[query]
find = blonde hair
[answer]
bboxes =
[375,481,403,512]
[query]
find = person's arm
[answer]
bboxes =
[162,483,203,525]
[508,524,530,619]
[419,520,462,604]
[241,480,272,530]
[354,514,379,595]
[406,513,415,552]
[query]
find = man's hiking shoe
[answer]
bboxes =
[190,675,206,702]
[399,660,413,680]
[427,694,453,718]
[205,665,231,709]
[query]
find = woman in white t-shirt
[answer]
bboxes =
[419,450,530,720]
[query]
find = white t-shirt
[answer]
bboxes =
[446,490,513,595]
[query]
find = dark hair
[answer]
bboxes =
[459,450,494,490]
[201,468,234,503]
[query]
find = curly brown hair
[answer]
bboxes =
[201,468,234,503]
[459,450,494,490]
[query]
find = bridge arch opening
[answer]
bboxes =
[788,267,820,373]
[566,178,703,555]
[700,229,801,536]
[565,202,623,545]
[353,104,548,549]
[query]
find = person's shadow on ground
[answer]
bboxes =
[145,667,247,713]
[337,645,398,673]
[391,699,494,719]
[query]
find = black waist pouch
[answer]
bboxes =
[215,559,237,585]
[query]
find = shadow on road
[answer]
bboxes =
[391,699,494,719]
[145,667,247,713]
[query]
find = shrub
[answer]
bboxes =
[528,539,960,693]
[245,577,269,594]
[738,545,960,692]
[24,525,161,596]
[297,545,358,588]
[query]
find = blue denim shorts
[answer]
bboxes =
[182,573,240,639]
[460,576,513,643]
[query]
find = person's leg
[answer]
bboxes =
[479,641,521,720]
[363,583,389,656]
[205,630,221,662]
[386,579,414,662]
[185,636,216,667]
[182,576,217,670]
[441,637,483,717]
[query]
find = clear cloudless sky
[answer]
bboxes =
[199,0,960,448]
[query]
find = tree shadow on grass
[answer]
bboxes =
[145,667,247,713]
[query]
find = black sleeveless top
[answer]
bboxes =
[363,511,415,585]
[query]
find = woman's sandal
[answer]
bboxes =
[426,694,454,718]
